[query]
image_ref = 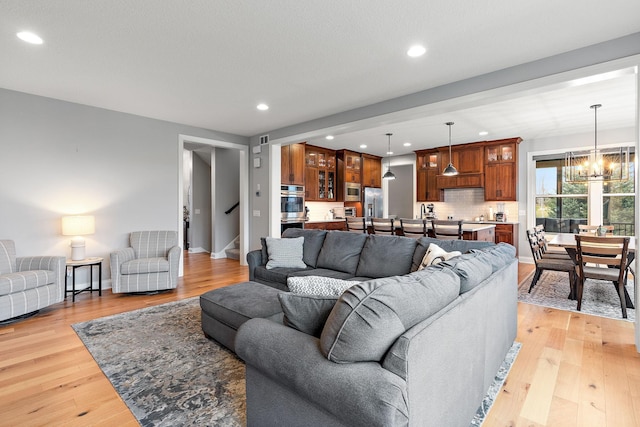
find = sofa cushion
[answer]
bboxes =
[120,258,170,274]
[279,293,339,337]
[288,268,355,281]
[254,265,310,287]
[0,270,56,296]
[417,243,461,270]
[265,236,306,269]
[320,268,461,363]
[282,228,327,268]
[355,234,417,278]
[434,251,493,293]
[287,275,359,296]
[316,232,368,275]
[471,243,516,272]
[0,240,16,275]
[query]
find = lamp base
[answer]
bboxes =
[70,238,86,261]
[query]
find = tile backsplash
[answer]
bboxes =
[416,188,519,221]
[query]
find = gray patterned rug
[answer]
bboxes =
[519,270,635,322]
[73,297,520,426]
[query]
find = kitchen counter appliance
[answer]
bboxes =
[281,185,305,223]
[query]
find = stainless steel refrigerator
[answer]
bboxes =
[363,187,383,220]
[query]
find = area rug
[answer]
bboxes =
[73,297,520,426]
[519,270,635,322]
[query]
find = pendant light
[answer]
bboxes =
[382,133,396,180]
[565,104,630,182]
[442,122,458,176]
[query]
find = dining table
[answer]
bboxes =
[548,233,635,308]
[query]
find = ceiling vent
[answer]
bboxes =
[259,134,269,145]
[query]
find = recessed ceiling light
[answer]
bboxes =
[403,142,411,147]
[407,45,426,58]
[387,151,394,155]
[17,31,43,45]
[325,135,334,140]
[256,103,269,111]
[360,144,367,149]
[479,131,489,136]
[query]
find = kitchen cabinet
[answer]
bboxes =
[436,142,484,189]
[494,223,519,255]
[305,145,336,201]
[281,142,305,185]
[484,138,521,201]
[362,154,382,188]
[336,150,362,201]
[463,227,495,242]
[415,149,442,202]
[304,221,346,231]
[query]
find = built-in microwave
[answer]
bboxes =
[344,182,361,202]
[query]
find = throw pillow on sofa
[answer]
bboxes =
[320,268,461,363]
[278,293,339,337]
[287,275,359,296]
[417,243,461,270]
[265,236,306,270]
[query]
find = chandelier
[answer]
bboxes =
[565,104,630,182]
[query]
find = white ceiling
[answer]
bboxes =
[2,1,639,157]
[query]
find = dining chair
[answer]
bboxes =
[345,217,367,234]
[534,224,571,258]
[371,217,395,235]
[574,235,630,318]
[431,219,463,240]
[399,218,427,238]
[526,228,577,295]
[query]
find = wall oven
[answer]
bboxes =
[281,185,305,223]
[344,182,361,202]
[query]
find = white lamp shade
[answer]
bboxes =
[62,215,95,236]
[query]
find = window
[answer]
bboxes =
[535,151,635,235]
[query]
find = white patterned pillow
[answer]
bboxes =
[265,236,306,269]
[417,243,461,270]
[287,275,360,296]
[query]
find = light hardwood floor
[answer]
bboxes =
[0,255,638,426]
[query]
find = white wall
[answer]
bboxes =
[0,88,248,287]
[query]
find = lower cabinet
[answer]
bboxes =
[494,223,519,255]
[304,221,346,231]
[463,227,495,242]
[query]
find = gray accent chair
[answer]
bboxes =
[0,240,65,322]
[110,231,180,293]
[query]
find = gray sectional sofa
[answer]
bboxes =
[202,229,518,427]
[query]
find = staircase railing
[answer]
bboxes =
[225,202,240,215]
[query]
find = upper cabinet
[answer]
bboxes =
[281,142,305,185]
[484,138,521,201]
[415,149,442,202]
[305,145,336,201]
[436,142,484,189]
[361,154,382,188]
[336,150,362,201]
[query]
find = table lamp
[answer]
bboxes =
[61,215,95,261]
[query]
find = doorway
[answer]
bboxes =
[178,135,249,275]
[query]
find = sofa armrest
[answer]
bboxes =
[167,245,181,284]
[16,256,66,300]
[246,249,263,281]
[236,318,408,427]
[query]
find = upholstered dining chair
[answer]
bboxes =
[0,240,65,322]
[110,230,181,293]
[399,218,427,238]
[431,219,463,240]
[345,217,367,234]
[371,217,395,235]
[526,228,577,295]
[574,235,630,318]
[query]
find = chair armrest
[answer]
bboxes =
[110,248,135,288]
[16,256,66,299]
[246,249,263,281]
[167,245,181,283]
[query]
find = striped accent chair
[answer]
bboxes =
[110,231,181,293]
[0,240,65,322]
